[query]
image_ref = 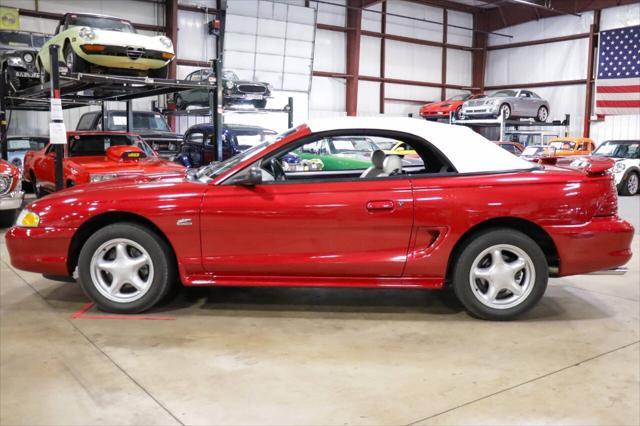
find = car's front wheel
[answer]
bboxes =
[77,223,176,314]
[64,43,87,74]
[451,228,548,320]
[620,171,639,196]
[498,103,511,120]
[253,99,267,109]
[455,106,464,120]
[174,94,186,110]
[149,65,169,79]
[535,106,549,122]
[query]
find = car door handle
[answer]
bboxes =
[367,200,395,211]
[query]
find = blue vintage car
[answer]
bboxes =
[6,136,48,170]
[174,123,277,168]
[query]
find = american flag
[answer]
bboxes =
[595,25,640,115]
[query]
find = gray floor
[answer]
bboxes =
[1,197,638,426]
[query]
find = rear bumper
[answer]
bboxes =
[547,217,634,276]
[5,226,76,276]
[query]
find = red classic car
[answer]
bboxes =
[22,131,185,196]
[6,118,633,320]
[420,93,486,120]
[0,159,24,224]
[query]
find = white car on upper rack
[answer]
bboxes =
[591,140,640,196]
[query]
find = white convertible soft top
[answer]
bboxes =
[306,117,535,174]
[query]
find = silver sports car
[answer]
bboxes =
[460,89,550,122]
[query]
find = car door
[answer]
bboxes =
[199,133,415,278]
[34,144,57,191]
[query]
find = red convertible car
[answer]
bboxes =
[23,131,185,196]
[6,118,633,320]
[420,93,485,120]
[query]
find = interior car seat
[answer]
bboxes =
[360,150,386,178]
[381,155,402,176]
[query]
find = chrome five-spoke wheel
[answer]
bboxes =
[90,238,154,303]
[469,244,535,310]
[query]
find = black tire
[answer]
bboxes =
[535,106,549,122]
[455,106,463,120]
[21,179,34,193]
[149,65,169,79]
[498,103,511,120]
[66,180,75,188]
[620,171,639,196]
[77,222,177,314]
[31,172,44,198]
[0,210,17,228]
[174,94,186,110]
[253,99,267,109]
[451,228,548,321]
[64,42,86,73]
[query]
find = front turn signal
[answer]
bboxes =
[161,52,175,60]
[16,209,40,228]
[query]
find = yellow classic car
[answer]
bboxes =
[547,137,595,157]
[385,141,418,157]
[37,13,174,80]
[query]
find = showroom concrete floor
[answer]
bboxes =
[1,197,638,426]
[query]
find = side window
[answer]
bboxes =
[76,113,96,130]
[258,134,441,184]
[45,144,54,154]
[187,131,205,144]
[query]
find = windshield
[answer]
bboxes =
[522,146,543,156]
[491,90,516,97]
[0,31,34,48]
[68,134,154,157]
[549,141,575,150]
[67,15,136,33]
[107,112,171,132]
[593,141,640,159]
[222,70,239,81]
[233,129,277,150]
[331,138,374,153]
[447,94,470,101]
[8,138,47,151]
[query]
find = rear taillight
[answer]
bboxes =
[595,177,618,217]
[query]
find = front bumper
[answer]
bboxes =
[76,46,170,70]
[0,190,24,211]
[5,226,76,276]
[461,104,500,117]
[547,216,634,276]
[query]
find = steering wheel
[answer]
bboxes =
[264,158,286,181]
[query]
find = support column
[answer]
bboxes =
[471,14,487,94]
[346,0,362,116]
[441,9,448,100]
[583,9,600,138]
[379,0,386,114]
[165,0,178,80]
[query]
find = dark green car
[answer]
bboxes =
[295,137,377,171]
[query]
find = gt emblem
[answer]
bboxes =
[176,218,192,226]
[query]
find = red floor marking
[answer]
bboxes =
[69,302,176,321]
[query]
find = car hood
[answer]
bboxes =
[68,156,185,174]
[133,131,183,140]
[422,101,458,110]
[0,160,17,175]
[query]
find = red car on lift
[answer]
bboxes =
[22,131,185,196]
[420,93,486,120]
[6,118,633,321]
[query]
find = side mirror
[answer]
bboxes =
[233,166,262,186]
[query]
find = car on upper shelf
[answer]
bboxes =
[419,93,486,120]
[460,89,550,122]
[22,131,185,197]
[0,29,51,91]
[175,123,278,168]
[174,69,271,110]
[5,117,633,321]
[76,110,183,159]
[0,159,24,226]
[590,139,640,196]
[36,13,175,80]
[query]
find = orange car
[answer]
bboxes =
[547,137,595,157]
[420,93,485,120]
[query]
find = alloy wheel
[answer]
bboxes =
[500,104,511,119]
[538,107,548,122]
[89,238,155,303]
[628,173,639,195]
[468,244,535,310]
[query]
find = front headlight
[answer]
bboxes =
[23,52,34,63]
[614,162,627,173]
[78,27,96,40]
[224,80,234,89]
[90,173,118,183]
[16,209,40,228]
[7,56,24,67]
[159,36,173,49]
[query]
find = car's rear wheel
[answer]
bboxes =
[78,223,176,314]
[455,106,463,120]
[620,171,639,196]
[535,106,549,122]
[451,228,548,320]
[64,42,86,74]
[174,94,186,110]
